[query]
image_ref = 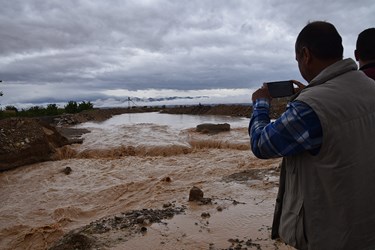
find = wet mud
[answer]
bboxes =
[0,113,291,250]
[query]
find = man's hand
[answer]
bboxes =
[252,83,272,102]
[291,80,306,94]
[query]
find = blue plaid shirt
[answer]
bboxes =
[249,99,322,159]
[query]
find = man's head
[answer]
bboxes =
[295,21,343,82]
[355,28,375,67]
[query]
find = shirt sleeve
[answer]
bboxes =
[249,99,322,159]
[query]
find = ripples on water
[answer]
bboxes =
[76,112,249,148]
[55,112,252,159]
[0,113,286,249]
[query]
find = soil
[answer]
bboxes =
[0,118,70,171]
[161,99,289,119]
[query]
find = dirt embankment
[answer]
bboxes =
[161,104,252,117]
[0,118,70,171]
[161,100,289,119]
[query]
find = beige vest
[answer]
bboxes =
[280,59,375,250]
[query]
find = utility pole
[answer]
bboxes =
[127,97,137,108]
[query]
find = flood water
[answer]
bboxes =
[0,112,289,249]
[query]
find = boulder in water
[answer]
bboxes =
[188,186,204,201]
[196,123,230,134]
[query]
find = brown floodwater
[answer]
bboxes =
[0,113,291,249]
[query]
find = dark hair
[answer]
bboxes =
[356,28,375,61]
[296,21,343,60]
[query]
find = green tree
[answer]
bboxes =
[65,101,78,113]
[5,105,18,112]
[46,103,59,115]
[0,106,17,119]
[27,106,44,116]
[78,101,93,112]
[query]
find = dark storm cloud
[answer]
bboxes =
[0,0,374,106]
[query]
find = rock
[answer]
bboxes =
[201,212,210,218]
[136,216,145,224]
[49,232,96,250]
[196,123,230,134]
[63,167,72,175]
[163,202,172,208]
[197,197,212,205]
[51,207,185,248]
[55,127,89,144]
[0,118,70,171]
[188,186,204,201]
[161,176,172,182]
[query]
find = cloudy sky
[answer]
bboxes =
[1,0,374,108]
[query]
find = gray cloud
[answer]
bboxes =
[0,0,374,106]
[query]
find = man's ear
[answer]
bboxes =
[354,49,359,61]
[301,47,312,64]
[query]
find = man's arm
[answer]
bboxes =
[249,99,323,159]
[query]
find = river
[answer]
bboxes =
[0,112,289,249]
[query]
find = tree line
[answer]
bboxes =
[0,101,94,119]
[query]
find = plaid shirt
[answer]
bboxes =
[249,99,322,159]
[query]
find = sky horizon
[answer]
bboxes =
[1,0,374,109]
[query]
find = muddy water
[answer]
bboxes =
[0,113,290,249]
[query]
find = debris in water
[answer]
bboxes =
[62,167,72,175]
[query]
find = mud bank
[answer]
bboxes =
[0,118,70,171]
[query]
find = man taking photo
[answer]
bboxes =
[249,21,375,250]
